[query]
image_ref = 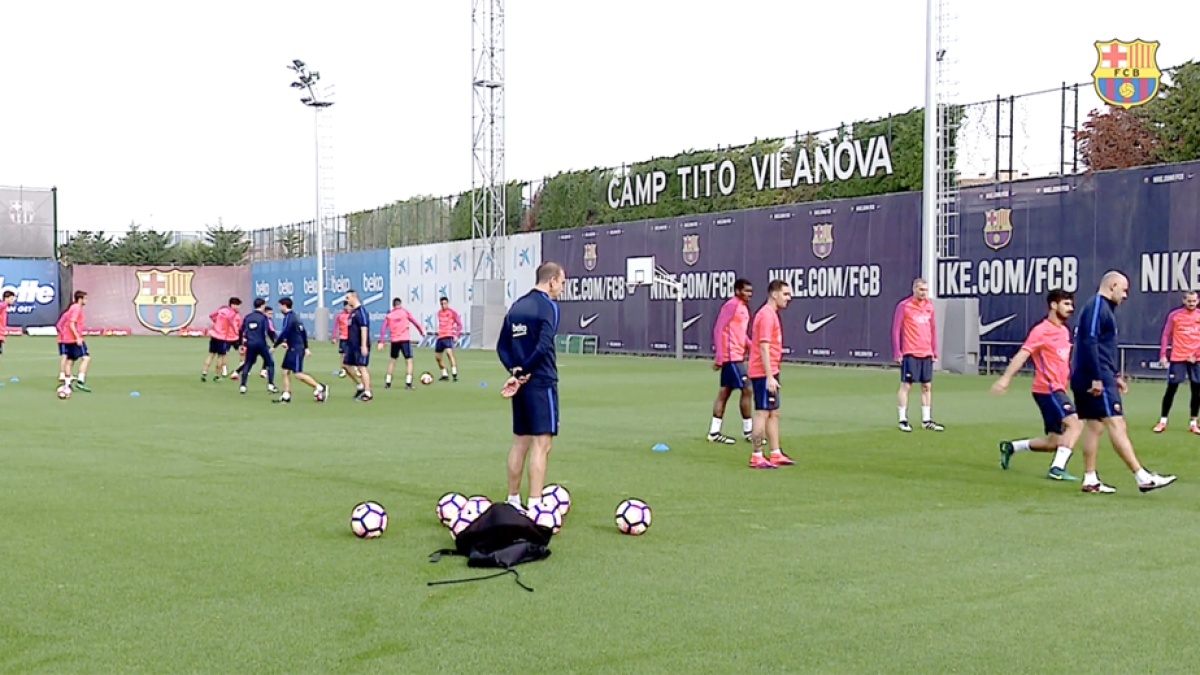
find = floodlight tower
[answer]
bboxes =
[471,0,505,283]
[921,0,958,293]
[288,59,335,339]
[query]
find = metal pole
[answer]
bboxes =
[52,186,58,261]
[1008,95,1015,181]
[994,95,1001,182]
[315,106,325,312]
[1059,83,1066,174]
[921,0,938,293]
[1072,84,1080,174]
[675,290,683,361]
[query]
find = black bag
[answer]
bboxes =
[428,503,553,592]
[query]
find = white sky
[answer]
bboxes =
[2,1,1195,234]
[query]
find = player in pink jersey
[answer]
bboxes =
[377,297,424,389]
[892,278,942,432]
[748,280,794,468]
[332,301,351,377]
[992,290,1082,481]
[1153,291,1200,434]
[435,297,463,381]
[202,297,242,382]
[55,290,92,392]
[0,290,13,371]
[707,278,754,444]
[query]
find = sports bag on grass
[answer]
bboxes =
[428,503,552,592]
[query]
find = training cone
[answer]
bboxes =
[130,391,141,397]
[479,382,487,387]
[652,443,670,452]
[10,377,18,383]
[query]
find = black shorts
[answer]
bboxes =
[343,345,369,367]
[208,338,230,355]
[59,343,88,361]
[0,341,4,354]
[720,361,749,389]
[1033,391,1076,435]
[901,355,933,383]
[282,349,305,373]
[390,341,413,360]
[338,339,348,354]
[436,337,455,353]
[1072,384,1123,420]
[751,373,780,411]
[512,384,559,436]
[1167,361,1200,384]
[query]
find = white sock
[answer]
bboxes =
[221,367,228,376]
[1051,447,1072,470]
[452,366,457,375]
[921,406,932,422]
[1192,419,1199,428]
[742,418,753,434]
[1013,439,1032,452]
[441,368,448,377]
[281,392,291,400]
[363,390,372,398]
[709,417,723,435]
[506,494,521,506]
[357,383,364,391]
[386,375,392,384]
[898,406,908,422]
[1084,471,1099,485]
[77,374,85,383]
[770,448,782,455]
[1160,416,1170,425]
[406,374,412,385]
[1134,468,1153,483]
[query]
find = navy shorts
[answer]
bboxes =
[513,384,559,436]
[343,345,369,367]
[1168,361,1200,384]
[338,339,348,354]
[751,373,780,411]
[1033,391,1076,435]
[390,341,413,360]
[59,343,88,360]
[901,355,933,383]
[720,361,749,389]
[0,341,4,354]
[436,337,455,353]
[227,340,241,353]
[282,349,305,373]
[243,345,273,368]
[1072,384,1123,420]
[208,338,230,355]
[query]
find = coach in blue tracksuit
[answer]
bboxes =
[1071,271,1175,493]
[497,261,565,513]
[239,298,277,394]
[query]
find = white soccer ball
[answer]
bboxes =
[314,386,328,402]
[420,372,434,385]
[541,484,571,518]
[56,384,72,400]
[436,492,468,528]
[462,495,492,520]
[527,502,563,534]
[615,499,652,536]
[350,501,388,539]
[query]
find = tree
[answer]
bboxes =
[175,239,210,266]
[58,231,115,265]
[110,222,176,265]
[1075,106,1160,170]
[203,221,250,265]
[1139,60,1200,163]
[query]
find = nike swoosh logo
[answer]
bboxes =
[979,314,1017,336]
[805,314,836,333]
[580,314,599,329]
[682,314,703,331]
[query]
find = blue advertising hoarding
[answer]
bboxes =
[0,258,60,327]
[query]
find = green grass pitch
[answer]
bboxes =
[1,337,1198,674]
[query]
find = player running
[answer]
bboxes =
[992,290,1081,480]
[343,290,373,401]
[377,297,424,390]
[1072,271,1176,493]
[435,297,462,381]
[708,278,754,444]
[1153,291,1200,434]
[202,297,242,382]
[238,299,278,395]
[333,301,350,378]
[0,290,13,372]
[272,297,327,403]
[748,280,794,469]
[892,278,943,432]
[498,262,565,512]
[56,290,92,392]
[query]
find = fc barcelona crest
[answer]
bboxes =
[984,209,1013,250]
[682,234,700,266]
[811,224,834,259]
[133,269,197,334]
[583,243,598,271]
[1092,40,1160,109]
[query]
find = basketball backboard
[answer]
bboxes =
[626,256,655,289]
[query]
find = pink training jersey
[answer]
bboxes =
[437,307,462,339]
[712,296,751,364]
[891,296,937,360]
[748,304,783,379]
[0,301,8,339]
[380,307,423,342]
[209,306,238,341]
[335,311,349,340]
[56,303,84,344]
[1021,319,1072,394]
[1159,307,1200,362]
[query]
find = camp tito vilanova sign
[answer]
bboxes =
[606,135,895,209]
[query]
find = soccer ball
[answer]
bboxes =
[56,384,72,400]
[420,372,434,385]
[436,492,468,528]
[527,502,563,534]
[541,484,572,518]
[615,499,652,536]
[314,386,328,402]
[350,501,388,538]
[462,495,492,520]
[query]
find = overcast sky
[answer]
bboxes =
[2,1,1195,234]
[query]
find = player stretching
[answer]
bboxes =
[238,299,278,395]
[0,290,13,372]
[333,301,350,378]
[272,297,327,403]
[202,297,241,381]
[748,280,794,468]
[1153,291,1200,434]
[56,290,91,392]
[708,278,754,444]
[892,278,943,432]
[1072,272,1175,493]
[498,262,565,511]
[992,290,1081,481]
[377,297,424,389]
[343,290,373,401]
[435,297,462,381]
